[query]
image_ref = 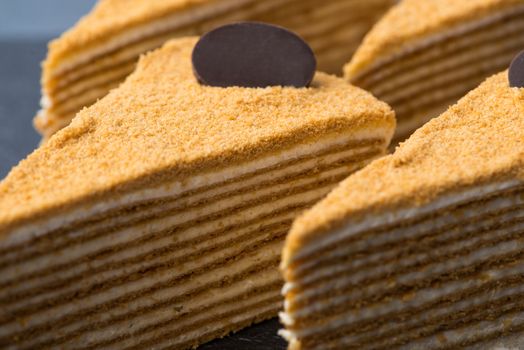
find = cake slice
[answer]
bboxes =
[35,0,396,139]
[344,0,524,141]
[281,68,524,349]
[0,35,394,349]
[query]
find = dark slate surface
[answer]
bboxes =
[0,39,285,349]
[0,39,42,178]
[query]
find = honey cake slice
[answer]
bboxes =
[35,0,396,139]
[0,37,394,349]
[281,70,524,349]
[344,0,524,142]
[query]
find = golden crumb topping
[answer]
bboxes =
[344,0,522,78]
[0,37,394,233]
[46,0,211,70]
[285,72,524,263]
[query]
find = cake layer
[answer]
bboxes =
[344,3,524,140]
[284,260,524,349]
[346,4,524,82]
[289,200,524,296]
[281,182,524,348]
[0,238,281,342]
[285,181,522,272]
[0,142,382,276]
[281,69,524,349]
[289,224,524,325]
[384,49,517,109]
[0,176,342,310]
[0,147,385,348]
[366,26,524,96]
[7,265,282,348]
[360,286,524,349]
[37,0,395,137]
[50,9,380,106]
[377,37,523,104]
[288,185,524,278]
[0,131,388,249]
[48,0,388,79]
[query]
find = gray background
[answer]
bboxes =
[0,0,97,179]
[0,0,97,39]
[0,1,283,348]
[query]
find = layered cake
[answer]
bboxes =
[35,0,396,139]
[281,63,524,349]
[0,26,395,349]
[344,0,524,141]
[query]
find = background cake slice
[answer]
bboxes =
[344,0,524,142]
[0,36,394,349]
[281,70,524,349]
[35,0,396,139]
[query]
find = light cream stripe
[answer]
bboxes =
[22,269,281,349]
[288,206,524,294]
[2,133,385,249]
[348,4,524,82]
[289,223,524,318]
[289,259,524,340]
[0,240,282,345]
[356,12,524,88]
[383,49,518,105]
[373,33,524,97]
[0,149,375,283]
[287,184,524,277]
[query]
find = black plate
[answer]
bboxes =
[0,39,286,350]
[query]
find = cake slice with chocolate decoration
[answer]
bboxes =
[35,0,396,140]
[0,23,395,349]
[281,53,524,350]
[345,0,524,142]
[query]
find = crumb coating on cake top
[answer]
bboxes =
[344,0,522,78]
[45,0,214,68]
[0,37,394,233]
[284,72,524,264]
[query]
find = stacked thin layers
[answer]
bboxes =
[281,72,524,350]
[36,0,395,139]
[345,0,524,141]
[0,38,395,349]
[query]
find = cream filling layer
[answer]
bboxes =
[53,61,136,103]
[383,50,516,105]
[284,180,522,268]
[0,141,383,268]
[19,267,281,348]
[347,4,524,81]
[334,284,524,349]
[47,0,368,97]
[49,19,368,115]
[357,13,524,89]
[44,0,378,113]
[2,175,345,303]
[2,131,390,249]
[393,71,498,116]
[285,258,524,340]
[399,308,524,350]
[288,203,524,294]
[374,34,524,99]
[288,223,524,322]
[49,0,258,77]
[0,239,282,338]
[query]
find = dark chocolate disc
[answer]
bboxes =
[192,22,316,88]
[509,50,524,88]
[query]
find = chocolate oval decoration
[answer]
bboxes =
[192,22,316,88]
[509,50,524,88]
